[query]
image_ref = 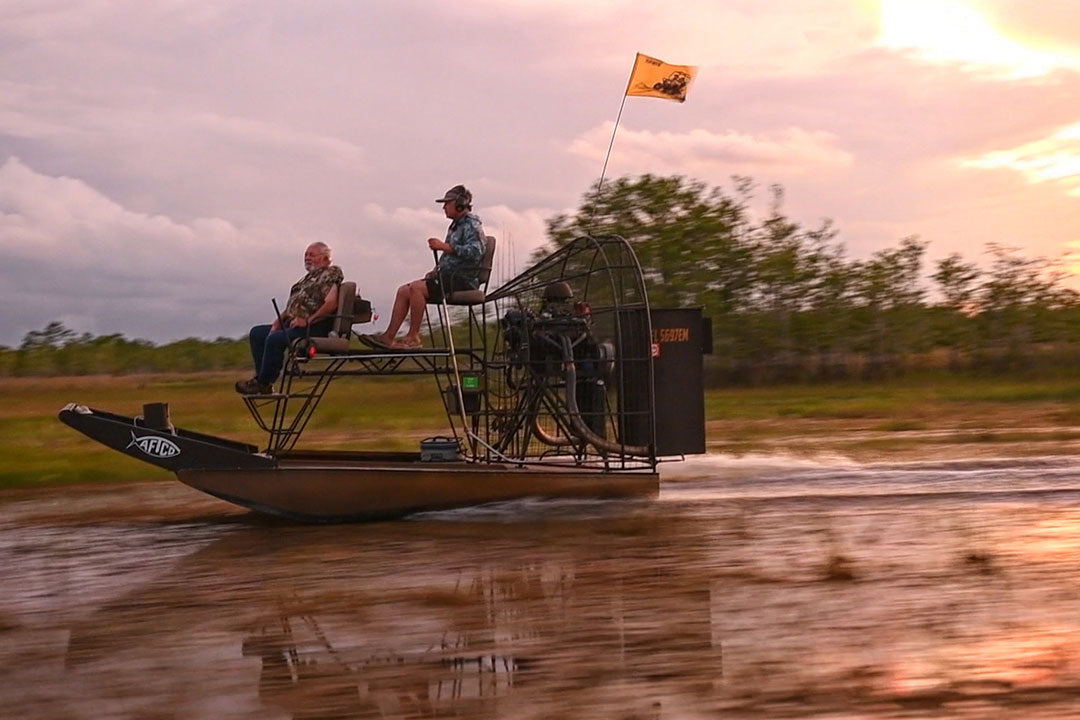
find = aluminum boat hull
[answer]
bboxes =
[180,462,657,523]
[59,403,657,523]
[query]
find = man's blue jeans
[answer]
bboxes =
[248,321,331,385]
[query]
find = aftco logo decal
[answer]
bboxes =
[127,432,181,459]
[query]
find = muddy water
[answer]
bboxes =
[5,454,1080,718]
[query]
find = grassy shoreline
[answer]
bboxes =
[4,372,1080,490]
[705,374,1080,461]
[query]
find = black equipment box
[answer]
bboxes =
[444,372,483,415]
[619,307,708,456]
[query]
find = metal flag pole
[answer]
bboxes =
[587,54,640,236]
[597,93,629,196]
[597,54,639,196]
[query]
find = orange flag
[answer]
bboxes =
[625,52,698,103]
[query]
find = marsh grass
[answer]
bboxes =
[5,371,1080,488]
[708,374,1080,425]
[1,372,448,489]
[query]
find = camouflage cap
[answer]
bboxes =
[435,184,472,206]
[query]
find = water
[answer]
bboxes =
[4,454,1080,718]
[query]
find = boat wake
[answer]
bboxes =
[658,452,1080,504]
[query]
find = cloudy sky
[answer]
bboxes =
[2,0,1078,347]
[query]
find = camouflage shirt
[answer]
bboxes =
[284,265,344,320]
[437,213,486,288]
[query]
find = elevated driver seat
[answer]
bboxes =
[442,235,497,305]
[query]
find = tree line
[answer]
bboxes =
[544,174,1080,383]
[0,322,250,376]
[6,173,1079,382]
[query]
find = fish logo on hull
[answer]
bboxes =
[127,432,181,459]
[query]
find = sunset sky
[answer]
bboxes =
[1,0,1078,346]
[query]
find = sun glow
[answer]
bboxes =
[882,1,1080,199]
[878,0,1080,79]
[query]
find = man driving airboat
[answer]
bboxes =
[361,184,485,350]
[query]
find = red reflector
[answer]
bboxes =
[308,345,317,358]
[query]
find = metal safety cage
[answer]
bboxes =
[478,235,656,470]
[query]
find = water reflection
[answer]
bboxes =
[236,552,719,718]
[61,515,721,719]
[9,462,1080,718]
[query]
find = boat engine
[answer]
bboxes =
[499,282,621,452]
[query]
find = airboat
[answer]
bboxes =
[59,235,710,522]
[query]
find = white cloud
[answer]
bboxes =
[0,157,555,345]
[0,157,279,343]
[569,123,853,176]
[0,157,251,262]
[188,113,365,169]
[960,121,1080,196]
[0,76,366,203]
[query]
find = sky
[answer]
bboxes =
[1,0,1078,347]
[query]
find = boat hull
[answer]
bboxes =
[60,402,657,523]
[179,463,658,523]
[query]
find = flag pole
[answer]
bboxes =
[597,93,628,195]
[597,54,639,196]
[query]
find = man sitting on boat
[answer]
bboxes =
[235,242,344,395]
[361,184,485,350]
